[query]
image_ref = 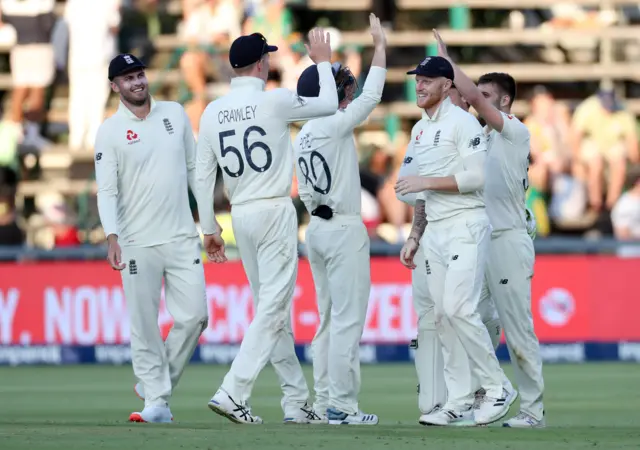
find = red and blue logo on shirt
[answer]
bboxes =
[126,130,140,145]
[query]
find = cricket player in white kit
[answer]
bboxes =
[395,56,517,426]
[195,30,339,424]
[95,54,209,423]
[294,14,386,426]
[397,86,504,417]
[435,30,545,428]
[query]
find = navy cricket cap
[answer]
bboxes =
[297,62,340,98]
[407,56,454,80]
[229,33,278,69]
[108,54,146,81]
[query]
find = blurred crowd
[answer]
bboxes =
[1,0,640,250]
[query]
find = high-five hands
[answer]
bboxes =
[305,27,332,64]
[369,13,386,49]
[432,29,448,58]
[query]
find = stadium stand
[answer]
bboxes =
[2,0,640,250]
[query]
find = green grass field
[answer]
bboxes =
[1,363,639,449]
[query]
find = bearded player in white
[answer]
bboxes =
[434,30,545,428]
[397,85,502,419]
[395,55,517,426]
[398,85,538,421]
[294,14,386,426]
[195,29,338,424]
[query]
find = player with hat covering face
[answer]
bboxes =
[395,56,517,426]
[294,13,386,426]
[195,29,339,425]
[95,54,210,423]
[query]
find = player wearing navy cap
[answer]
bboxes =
[395,56,517,426]
[434,29,545,428]
[95,53,210,423]
[294,14,386,426]
[196,29,339,425]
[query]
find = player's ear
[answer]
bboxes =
[110,80,119,94]
[501,95,511,108]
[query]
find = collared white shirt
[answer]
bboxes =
[484,112,530,231]
[94,98,199,246]
[414,97,487,222]
[195,62,339,235]
[295,66,386,216]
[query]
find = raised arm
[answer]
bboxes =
[330,14,387,136]
[281,28,338,122]
[433,29,505,133]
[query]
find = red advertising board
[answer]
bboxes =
[0,256,637,345]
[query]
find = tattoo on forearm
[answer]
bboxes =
[409,200,427,240]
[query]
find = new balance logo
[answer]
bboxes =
[409,338,418,349]
[500,279,508,285]
[434,130,441,146]
[425,260,431,275]
[129,259,138,275]
[452,255,459,261]
[193,258,200,265]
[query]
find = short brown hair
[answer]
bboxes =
[478,72,516,106]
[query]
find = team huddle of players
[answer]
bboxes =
[95,13,545,428]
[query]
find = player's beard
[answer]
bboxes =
[418,90,446,111]
[121,86,150,107]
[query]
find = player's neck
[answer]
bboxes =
[122,96,151,119]
[424,97,446,118]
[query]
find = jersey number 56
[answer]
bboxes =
[219,126,272,177]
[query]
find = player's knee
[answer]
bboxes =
[417,308,436,331]
[441,300,468,323]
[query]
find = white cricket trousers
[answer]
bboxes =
[120,236,208,407]
[412,245,503,414]
[221,198,309,415]
[423,210,505,409]
[306,214,371,416]
[69,65,110,151]
[486,229,544,420]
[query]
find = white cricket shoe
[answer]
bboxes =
[129,405,173,423]
[134,382,145,401]
[503,412,546,428]
[474,387,518,425]
[284,402,327,424]
[419,405,473,427]
[327,407,378,425]
[207,389,263,424]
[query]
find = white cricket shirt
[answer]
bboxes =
[484,112,530,231]
[396,140,419,207]
[295,66,386,215]
[196,61,339,235]
[413,97,487,222]
[94,98,199,247]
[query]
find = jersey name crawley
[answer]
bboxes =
[218,105,258,124]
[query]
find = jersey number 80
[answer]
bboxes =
[219,126,272,177]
